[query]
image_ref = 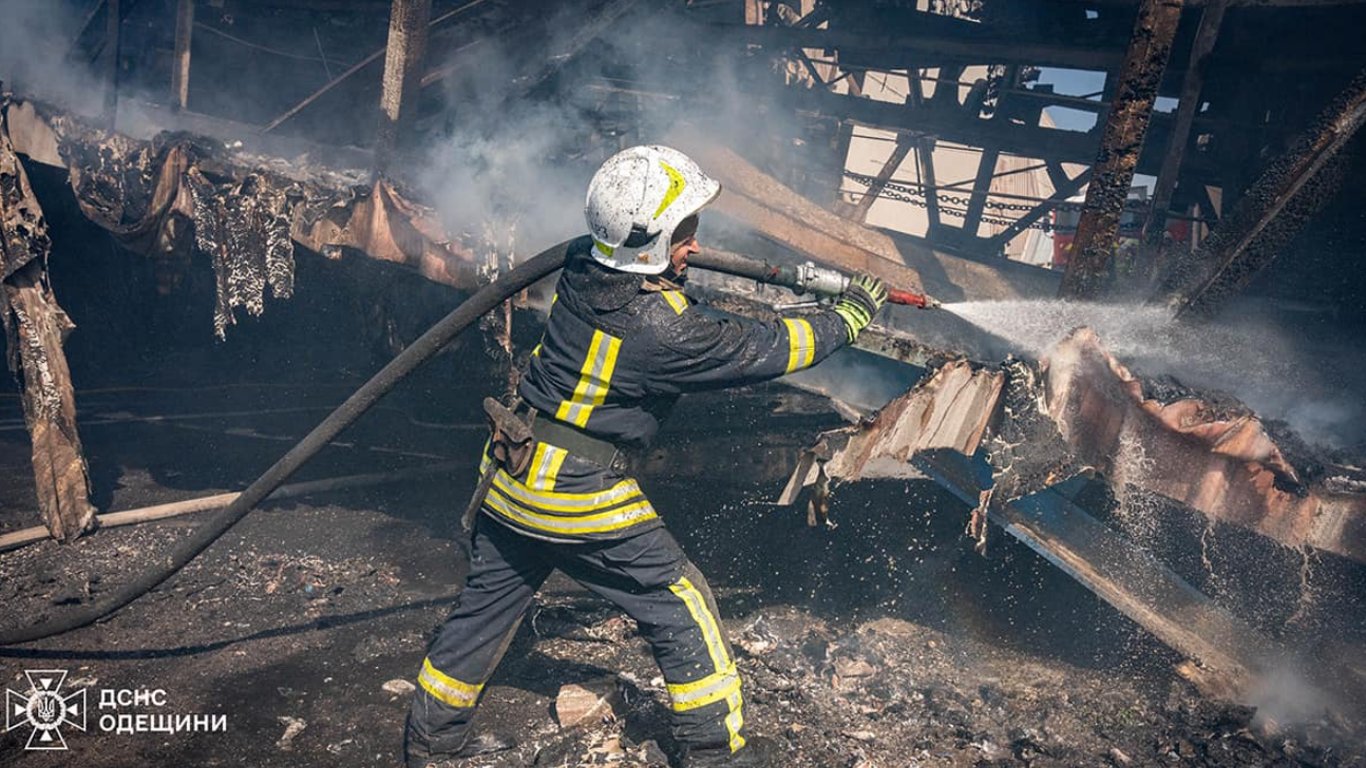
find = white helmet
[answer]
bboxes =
[584,145,721,274]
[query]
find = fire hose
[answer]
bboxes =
[0,237,932,645]
[688,250,940,309]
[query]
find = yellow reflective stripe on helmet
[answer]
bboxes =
[484,487,657,535]
[668,576,744,750]
[666,665,741,712]
[782,318,816,374]
[418,658,483,708]
[593,240,616,259]
[480,455,645,512]
[556,330,622,428]
[653,161,687,220]
[662,290,688,315]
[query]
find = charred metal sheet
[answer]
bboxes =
[0,100,95,542]
[292,179,480,292]
[1059,0,1184,299]
[1157,70,1366,317]
[778,360,1003,506]
[983,357,1086,504]
[1044,328,1366,563]
[5,100,481,336]
[784,326,1365,564]
[774,355,1282,697]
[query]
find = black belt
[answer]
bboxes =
[513,403,630,473]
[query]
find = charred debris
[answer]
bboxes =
[2,0,1366,766]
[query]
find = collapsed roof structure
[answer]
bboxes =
[1,0,1365,762]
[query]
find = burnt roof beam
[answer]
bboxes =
[1142,0,1226,249]
[1158,69,1366,316]
[708,22,1124,72]
[1059,0,1185,299]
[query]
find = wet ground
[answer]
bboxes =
[2,374,1362,768]
[1,233,1362,766]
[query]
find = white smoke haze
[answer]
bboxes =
[941,299,1366,449]
[0,0,106,115]
[416,6,807,257]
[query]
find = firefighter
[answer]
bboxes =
[404,145,887,767]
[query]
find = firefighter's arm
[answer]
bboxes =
[645,305,849,394]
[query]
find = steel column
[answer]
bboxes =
[1059,0,1184,299]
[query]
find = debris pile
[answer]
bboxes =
[506,601,1349,767]
[785,328,1366,565]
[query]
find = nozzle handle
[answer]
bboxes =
[887,287,939,309]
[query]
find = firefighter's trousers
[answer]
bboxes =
[405,517,746,758]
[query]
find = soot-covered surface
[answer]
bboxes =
[3,378,1358,767]
[1,229,1361,766]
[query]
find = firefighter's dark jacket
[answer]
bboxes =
[480,241,849,542]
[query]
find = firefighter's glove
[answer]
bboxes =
[833,273,887,343]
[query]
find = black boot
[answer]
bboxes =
[406,731,517,767]
[679,736,779,767]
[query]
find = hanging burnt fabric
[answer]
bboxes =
[188,171,297,339]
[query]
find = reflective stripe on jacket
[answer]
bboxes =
[483,242,848,541]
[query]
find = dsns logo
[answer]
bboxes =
[6,670,87,750]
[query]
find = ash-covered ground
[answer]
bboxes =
[2,221,1363,767]
[2,376,1362,768]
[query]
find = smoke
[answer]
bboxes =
[0,0,105,115]
[942,299,1366,448]
[1245,661,1340,733]
[415,5,807,257]
[0,0,183,139]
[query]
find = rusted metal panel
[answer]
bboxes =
[825,361,1002,481]
[1060,0,1185,299]
[783,325,1366,563]
[0,102,96,542]
[1044,328,1366,563]
[775,355,1283,696]
[293,179,480,291]
[778,361,1003,504]
[1158,69,1366,316]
